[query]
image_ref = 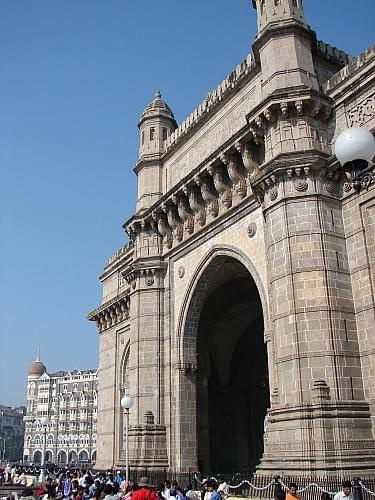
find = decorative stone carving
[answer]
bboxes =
[177,266,185,279]
[286,166,310,192]
[87,291,130,333]
[312,379,331,402]
[238,142,260,179]
[247,222,257,238]
[195,177,219,218]
[184,185,206,227]
[222,153,247,199]
[155,212,173,248]
[166,203,183,242]
[208,164,232,209]
[348,92,375,127]
[176,194,194,234]
[141,269,155,286]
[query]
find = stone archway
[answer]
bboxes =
[33,450,42,465]
[177,249,271,475]
[57,450,67,465]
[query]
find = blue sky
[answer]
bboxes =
[1,0,374,406]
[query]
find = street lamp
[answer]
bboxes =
[120,395,134,484]
[39,416,49,481]
[334,127,375,193]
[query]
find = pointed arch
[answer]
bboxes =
[119,340,130,394]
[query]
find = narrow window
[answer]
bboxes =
[141,131,145,145]
[150,127,155,141]
[292,0,298,7]
[162,128,168,141]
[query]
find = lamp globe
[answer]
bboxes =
[121,395,134,410]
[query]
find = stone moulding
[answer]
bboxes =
[87,290,130,333]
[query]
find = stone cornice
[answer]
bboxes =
[87,290,130,334]
[121,259,168,290]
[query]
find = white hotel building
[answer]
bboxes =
[23,355,98,465]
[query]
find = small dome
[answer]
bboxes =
[139,90,176,125]
[28,354,46,377]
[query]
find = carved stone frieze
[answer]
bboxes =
[87,291,130,333]
[348,92,375,127]
[287,166,310,192]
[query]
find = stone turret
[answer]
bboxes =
[252,0,307,35]
[135,91,177,213]
[252,0,318,96]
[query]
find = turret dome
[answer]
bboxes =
[139,91,176,127]
[28,354,46,378]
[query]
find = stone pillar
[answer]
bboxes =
[254,160,375,475]
[342,185,375,435]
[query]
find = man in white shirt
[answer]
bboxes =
[334,481,353,500]
[217,476,228,499]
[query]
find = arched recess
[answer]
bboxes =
[69,450,78,463]
[118,341,130,461]
[91,450,97,463]
[45,450,53,463]
[175,246,272,474]
[33,450,42,464]
[79,449,89,461]
[57,450,67,464]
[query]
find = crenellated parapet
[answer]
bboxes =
[87,290,130,333]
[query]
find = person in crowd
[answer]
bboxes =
[4,464,12,484]
[206,481,220,500]
[334,482,353,500]
[83,486,91,500]
[162,481,171,500]
[19,489,35,500]
[16,472,28,486]
[286,484,300,500]
[131,477,158,500]
[63,474,73,499]
[185,484,198,500]
[76,486,85,500]
[156,484,166,500]
[89,479,101,498]
[201,480,210,500]
[321,493,332,500]
[102,484,114,500]
[114,472,124,486]
[216,477,228,499]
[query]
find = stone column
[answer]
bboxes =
[254,158,375,475]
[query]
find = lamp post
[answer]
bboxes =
[120,395,134,484]
[334,127,375,193]
[39,416,49,482]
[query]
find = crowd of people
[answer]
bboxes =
[0,465,356,500]
[0,469,229,500]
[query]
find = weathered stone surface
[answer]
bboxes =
[90,0,375,477]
